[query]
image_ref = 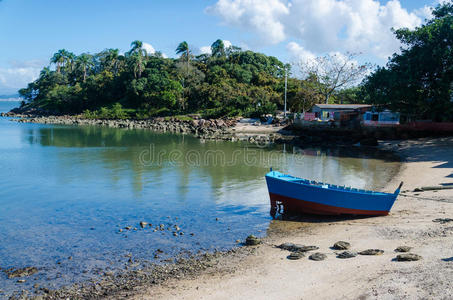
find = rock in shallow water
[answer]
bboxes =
[396,253,422,261]
[287,252,305,260]
[359,249,384,256]
[139,221,148,228]
[333,241,351,250]
[245,235,261,246]
[309,253,327,261]
[6,267,38,279]
[395,246,412,253]
[337,251,357,259]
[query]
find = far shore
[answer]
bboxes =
[128,137,453,300]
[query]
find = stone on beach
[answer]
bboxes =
[432,218,453,224]
[358,249,384,255]
[287,252,305,260]
[337,251,358,259]
[293,245,319,252]
[277,243,318,252]
[395,246,412,253]
[396,253,422,261]
[333,241,351,250]
[245,235,261,246]
[309,253,327,261]
[277,242,295,251]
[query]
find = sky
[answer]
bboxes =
[0,0,445,94]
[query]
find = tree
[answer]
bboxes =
[128,41,147,78]
[211,39,225,57]
[298,52,370,104]
[76,53,94,82]
[175,41,190,63]
[51,49,74,74]
[362,2,453,121]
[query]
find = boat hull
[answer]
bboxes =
[269,192,389,216]
[266,171,399,216]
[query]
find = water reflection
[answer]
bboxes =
[21,125,400,196]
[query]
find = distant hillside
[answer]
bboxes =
[0,94,21,100]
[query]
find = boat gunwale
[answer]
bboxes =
[265,171,393,197]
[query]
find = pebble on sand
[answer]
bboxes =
[337,251,358,259]
[293,245,319,252]
[395,246,412,253]
[309,253,327,261]
[277,242,295,251]
[287,252,305,260]
[358,249,384,255]
[396,253,422,261]
[277,243,319,252]
[333,241,351,250]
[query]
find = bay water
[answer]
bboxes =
[0,101,400,295]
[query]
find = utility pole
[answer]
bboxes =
[284,66,287,118]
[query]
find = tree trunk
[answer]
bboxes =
[325,94,329,104]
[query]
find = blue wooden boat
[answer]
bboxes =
[265,169,403,216]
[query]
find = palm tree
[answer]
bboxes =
[50,49,75,74]
[128,53,146,79]
[76,53,94,82]
[51,50,65,73]
[176,41,192,78]
[176,41,190,62]
[128,41,147,78]
[66,51,76,73]
[98,48,121,74]
[211,39,225,57]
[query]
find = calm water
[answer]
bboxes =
[0,101,400,295]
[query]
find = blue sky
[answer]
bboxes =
[0,0,442,94]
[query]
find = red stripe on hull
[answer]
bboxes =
[269,193,389,216]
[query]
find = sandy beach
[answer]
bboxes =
[129,137,453,300]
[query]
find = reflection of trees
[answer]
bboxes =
[22,126,400,197]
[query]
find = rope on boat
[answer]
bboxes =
[399,192,452,203]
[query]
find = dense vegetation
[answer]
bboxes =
[361,2,453,121]
[19,40,295,119]
[19,3,452,122]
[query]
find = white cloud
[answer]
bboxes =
[207,0,429,62]
[200,46,212,55]
[0,60,44,92]
[287,41,316,63]
[142,42,156,55]
[199,40,234,55]
[223,40,232,48]
[206,0,289,44]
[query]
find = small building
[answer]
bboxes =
[363,110,400,127]
[311,104,372,121]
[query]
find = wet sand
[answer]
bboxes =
[133,137,453,300]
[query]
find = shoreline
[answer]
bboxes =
[3,114,296,145]
[131,137,453,300]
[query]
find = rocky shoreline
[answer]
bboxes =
[2,113,295,145]
[4,247,253,300]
